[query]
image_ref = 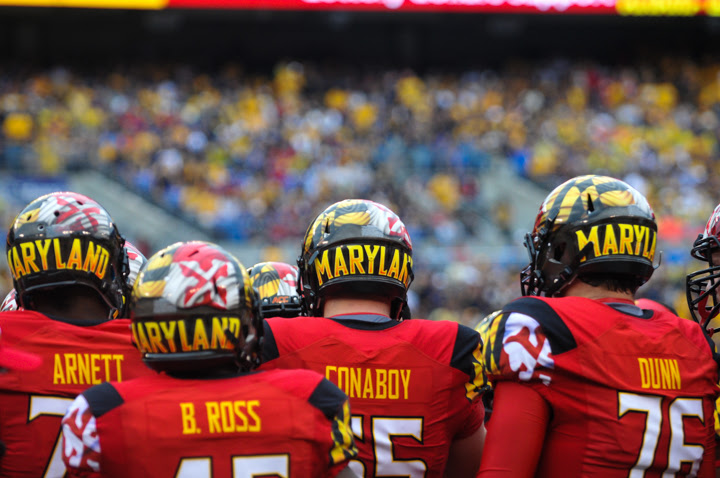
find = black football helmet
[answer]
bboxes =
[687,203,720,333]
[130,241,259,373]
[248,261,303,319]
[298,199,414,319]
[6,192,127,320]
[521,175,657,297]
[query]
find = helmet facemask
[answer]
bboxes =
[687,233,720,333]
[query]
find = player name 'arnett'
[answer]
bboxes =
[53,353,126,385]
[325,365,411,400]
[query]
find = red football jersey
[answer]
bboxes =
[0,310,153,478]
[259,314,488,478]
[480,296,719,477]
[61,369,357,478]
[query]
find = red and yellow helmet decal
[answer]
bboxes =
[303,199,412,257]
[534,175,655,233]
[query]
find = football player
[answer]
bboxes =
[259,199,489,478]
[686,201,720,470]
[0,192,154,478]
[248,261,303,319]
[477,175,719,477]
[61,241,359,477]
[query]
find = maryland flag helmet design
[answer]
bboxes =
[131,241,259,373]
[248,261,303,319]
[687,203,720,332]
[299,199,414,319]
[6,192,127,320]
[521,175,657,297]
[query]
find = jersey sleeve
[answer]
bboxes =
[61,394,101,477]
[451,324,490,403]
[308,377,358,472]
[481,297,576,387]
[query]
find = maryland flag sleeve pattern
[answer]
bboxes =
[308,377,358,466]
[329,398,357,466]
[478,307,556,386]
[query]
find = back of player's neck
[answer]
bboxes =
[323,297,391,318]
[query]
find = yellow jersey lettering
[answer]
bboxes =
[327,365,411,400]
[638,357,680,390]
[180,403,198,434]
[53,354,65,384]
[205,400,261,434]
[53,353,126,384]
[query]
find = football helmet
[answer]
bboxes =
[687,203,720,331]
[0,290,19,312]
[298,199,414,319]
[248,261,303,319]
[521,175,657,297]
[130,241,259,373]
[6,192,127,320]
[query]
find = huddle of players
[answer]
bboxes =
[0,173,718,477]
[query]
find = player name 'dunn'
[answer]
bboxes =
[637,357,681,390]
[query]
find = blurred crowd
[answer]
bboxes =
[1,57,719,324]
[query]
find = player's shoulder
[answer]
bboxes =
[481,297,577,385]
[80,381,125,419]
[498,296,578,355]
[258,369,347,418]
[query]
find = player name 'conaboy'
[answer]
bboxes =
[180,400,261,435]
[638,357,681,390]
[325,366,411,400]
[131,317,242,354]
[575,223,656,261]
[7,238,111,280]
[314,244,413,287]
[53,353,125,385]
